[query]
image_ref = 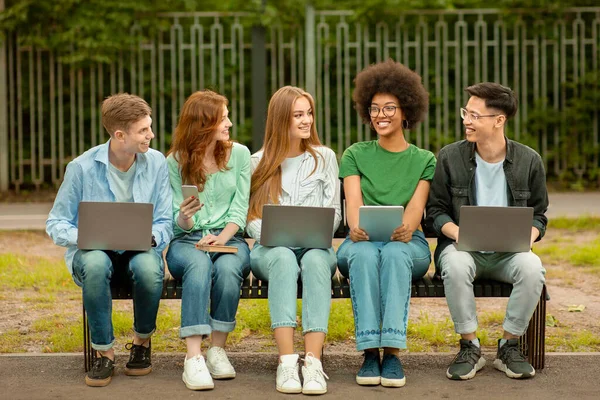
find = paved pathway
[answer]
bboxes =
[1,192,598,230]
[1,352,600,399]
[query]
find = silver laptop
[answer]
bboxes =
[260,205,335,249]
[457,206,533,252]
[359,206,404,242]
[77,202,153,251]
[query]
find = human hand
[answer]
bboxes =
[179,196,203,221]
[391,223,414,243]
[350,226,369,242]
[197,234,226,246]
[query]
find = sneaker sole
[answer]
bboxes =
[381,377,406,387]
[446,356,486,380]
[276,385,302,394]
[209,371,236,379]
[182,374,215,390]
[356,376,381,386]
[85,371,113,387]
[302,387,327,395]
[492,359,535,379]
[124,366,152,376]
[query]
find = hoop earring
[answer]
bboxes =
[402,120,409,130]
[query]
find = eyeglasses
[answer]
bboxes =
[460,107,502,122]
[368,105,400,118]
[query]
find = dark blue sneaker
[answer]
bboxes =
[356,350,381,385]
[381,354,406,387]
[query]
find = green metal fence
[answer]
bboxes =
[0,7,599,191]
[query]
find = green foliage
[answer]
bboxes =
[524,71,600,189]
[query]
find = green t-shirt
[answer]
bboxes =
[339,141,436,206]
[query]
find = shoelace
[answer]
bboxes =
[302,353,329,381]
[210,347,229,364]
[502,344,527,363]
[280,363,300,383]
[383,356,402,375]
[454,345,478,364]
[190,356,208,374]
[125,342,148,362]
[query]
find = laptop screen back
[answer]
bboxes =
[457,206,533,252]
[260,205,335,249]
[77,202,153,251]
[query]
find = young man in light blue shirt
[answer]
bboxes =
[46,93,172,387]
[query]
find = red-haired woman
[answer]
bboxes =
[166,90,251,391]
[247,86,341,395]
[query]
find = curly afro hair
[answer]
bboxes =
[353,59,429,129]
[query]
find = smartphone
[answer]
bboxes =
[181,185,199,200]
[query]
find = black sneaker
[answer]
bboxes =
[356,350,381,386]
[446,339,486,380]
[124,341,152,376]
[85,354,115,387]
[380,354,406,387]
[493,338,535,379]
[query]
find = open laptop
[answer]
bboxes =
[77,202,153,251]
[260,205,335,249]
[457,206,533,252]
[359,205,404,242]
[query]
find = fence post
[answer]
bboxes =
[0,0,8,191]
[304,3,316,98]
[251,2,267,153]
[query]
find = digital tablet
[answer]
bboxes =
[358,206,404,242]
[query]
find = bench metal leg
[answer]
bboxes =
[520,285,546,370]
[83,304,92,372]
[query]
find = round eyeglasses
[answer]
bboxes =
[368,105,400,118]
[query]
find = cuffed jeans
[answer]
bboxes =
[337,230,431,351]
[250,245,337,334]
[166,230,250,338]
[438,244,546,336]
[72,249,164,351]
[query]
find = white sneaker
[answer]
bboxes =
[206,346,236,379]
[276,354,302,394]
[182,355,214,391]
[302,353,329,395]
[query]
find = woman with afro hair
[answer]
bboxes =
[336,59,436,388]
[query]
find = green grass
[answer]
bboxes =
[549,216,600,231]
[0,253,77,293]
[1,217,600,353]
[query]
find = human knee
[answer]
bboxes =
[439,252,475,282]
[301,250,335,277]
[346,242,379,269]
[77,251,112,280]
[512,253,546,284]
[130,252,163,286]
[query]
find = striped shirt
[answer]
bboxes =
[246,146,342,243]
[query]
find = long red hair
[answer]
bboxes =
[248,86,322,221]
[168,90,232,191]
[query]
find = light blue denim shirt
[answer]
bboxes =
[46,140,173,280]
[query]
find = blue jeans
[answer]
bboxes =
[166,230,250,338]
[250,245,337,334]
[438,244,546,336]
[337,230,431,351]
[72,249,164,351]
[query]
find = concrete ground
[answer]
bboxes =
[1,352,599,399]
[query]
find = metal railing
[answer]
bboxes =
[0,7,599,190]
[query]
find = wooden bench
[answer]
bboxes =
[83,234,547,372]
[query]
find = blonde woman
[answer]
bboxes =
[247,86,341,395]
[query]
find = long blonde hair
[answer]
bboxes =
[248,86,322,221]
